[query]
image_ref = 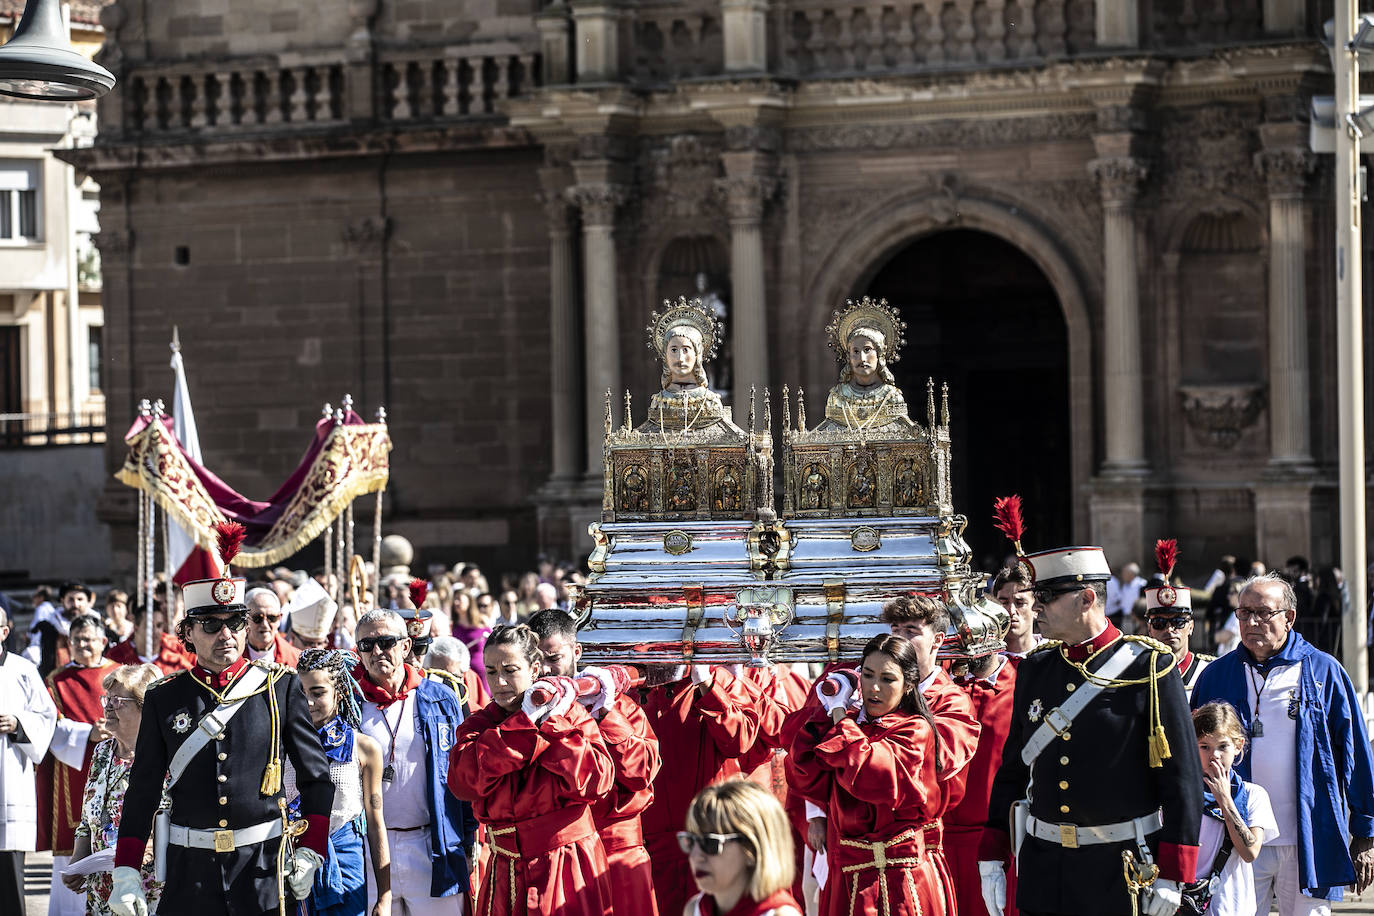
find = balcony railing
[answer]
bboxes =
[119,44,542,138]
[0,410,106,448]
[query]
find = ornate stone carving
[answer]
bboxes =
[341,216,392,253]
[1255,149,1315,199]
[724,124,781,153]
[640,134,724,222]
[716,174,776,223]
[787,113,1096,152]
[1088,156,1148,206]
[1157,103,1261,198]
[1179,384,1266,450]
[567,184,627,227]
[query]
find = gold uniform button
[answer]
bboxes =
[1065,683,1076,692]
[1058,780,1069,790]
[217,753,227,761]
[218,796,228,806]
[217,775,227,783]
[218,820,228,828]
[1059,805,1070,814]
[216,733,226,741]
[1059,756,1069,765]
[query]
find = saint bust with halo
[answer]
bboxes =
[819,296,912,431]
[643,297,731,433]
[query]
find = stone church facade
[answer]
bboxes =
[68,1,1341,579]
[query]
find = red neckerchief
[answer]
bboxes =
[191,655,249,690]
[1179,651,1195,675]
[353,662,423,709]
[1062,621,1122,663]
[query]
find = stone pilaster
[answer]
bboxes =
[1256,148,1316,471]
[1095,0,1138,47]
[541,174,581,483]
[722,0,770,73]
[570,1,623,82]
[567,181,625,480]
[718,168,774,405]
[1089,155,1149,475]
[536,4,573,85]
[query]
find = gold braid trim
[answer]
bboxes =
[259,664,287,795]
[838,829,924,916]
[425,669,469,706]
[487,825,519,916]
[1057,636,1179,768]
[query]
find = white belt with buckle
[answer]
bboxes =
[169,819,283,853]
[1026,810,1163,850]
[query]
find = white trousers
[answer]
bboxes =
[368,827,465,916]
[1252,845,1331,916]
[48,854,87,916]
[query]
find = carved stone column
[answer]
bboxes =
[543,183,581,482]
[719,170,773,405]
[1256,148,1315,470]
[569,182,625,478]
[1090,156,1149,474]
[536,3,572,85]
[570,1,623,82]
[722,0,770,73]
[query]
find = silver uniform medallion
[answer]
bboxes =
[172,710,193,734]
[1028,699,1043,723]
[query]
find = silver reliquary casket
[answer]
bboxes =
[574,297,1007,667]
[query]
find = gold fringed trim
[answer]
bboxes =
[116,418,390,568]
[1146,650,1171,767]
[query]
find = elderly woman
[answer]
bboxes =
[62,663,162,916]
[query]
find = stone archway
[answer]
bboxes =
[804,192,1096,544]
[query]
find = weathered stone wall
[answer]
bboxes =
[0,445,111,581]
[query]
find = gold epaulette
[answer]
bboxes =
[1123,634,1170,654]
[425,668,469,706]
[1197,652,1217,663]
[1029,640,1062,655]
[149,670,188,691]
[250,659,291,681]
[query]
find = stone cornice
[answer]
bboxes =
[56,120,537,176]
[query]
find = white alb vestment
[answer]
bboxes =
[0,650,57,850]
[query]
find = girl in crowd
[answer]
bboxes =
[788,634,945,916]
[1189,701,1274,916]
[681,778,802,916]
[289,649,392,916]
[447,624,615,915]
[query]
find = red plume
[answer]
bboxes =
[214,521,247,569]
[408,578,429,610]
[992,495,1026,553]
[1155,538,1179,579]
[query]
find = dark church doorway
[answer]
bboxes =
[862,229,1071,569]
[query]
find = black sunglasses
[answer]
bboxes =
[1031,586,1086,604]
[676,831,742,856]
[357,635,404,654]
[249,613,282,624]
[193,615,248,635]
[1147,616,1191,632]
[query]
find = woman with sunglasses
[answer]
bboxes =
[447,623,616,915]
[681,778,801,916]
[788,634,945,916]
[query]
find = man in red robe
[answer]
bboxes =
[637,663,766,915]
[105,600,194,674]
[530,610,663,916]
[37,613,118,916]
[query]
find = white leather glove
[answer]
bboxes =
[521,676,578,724]
[690,664,713,687]
[580,665,620,717]
[978,860,1007,916]
[816,670,857,713]
[287,847,324,899]
[1140,878,1181,916]
[108,866,148,916]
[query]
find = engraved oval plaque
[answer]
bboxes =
[850,526,881,552]
[663,530,693,556]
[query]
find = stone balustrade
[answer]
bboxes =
[119,46,541,136]
[629,3,725,82]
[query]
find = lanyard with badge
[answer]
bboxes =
[1247,663,1300,738]
[376,693,409,782]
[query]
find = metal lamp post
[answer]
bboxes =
[0,0,115,100]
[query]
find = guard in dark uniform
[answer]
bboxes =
[1140,539,1213,700]
[977,541,1202,916]
[109,523,334,916]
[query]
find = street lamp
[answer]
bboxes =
[0,0,114,100]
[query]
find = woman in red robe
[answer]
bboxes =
[682,778,802,916]
[447,624,615,916]
[788,634,946,916]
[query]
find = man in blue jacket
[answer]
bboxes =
[353,609,477,914]
[1192,571,1374,916]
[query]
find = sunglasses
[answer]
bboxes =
[1147,616,1191,632]
[193,615,248,634]
[100,695,137,710]
[677,831,743,856]
[250,613,282,624]
[1234,606,1289,624]
[357,635,404,654]
[1031,586,1086,605]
